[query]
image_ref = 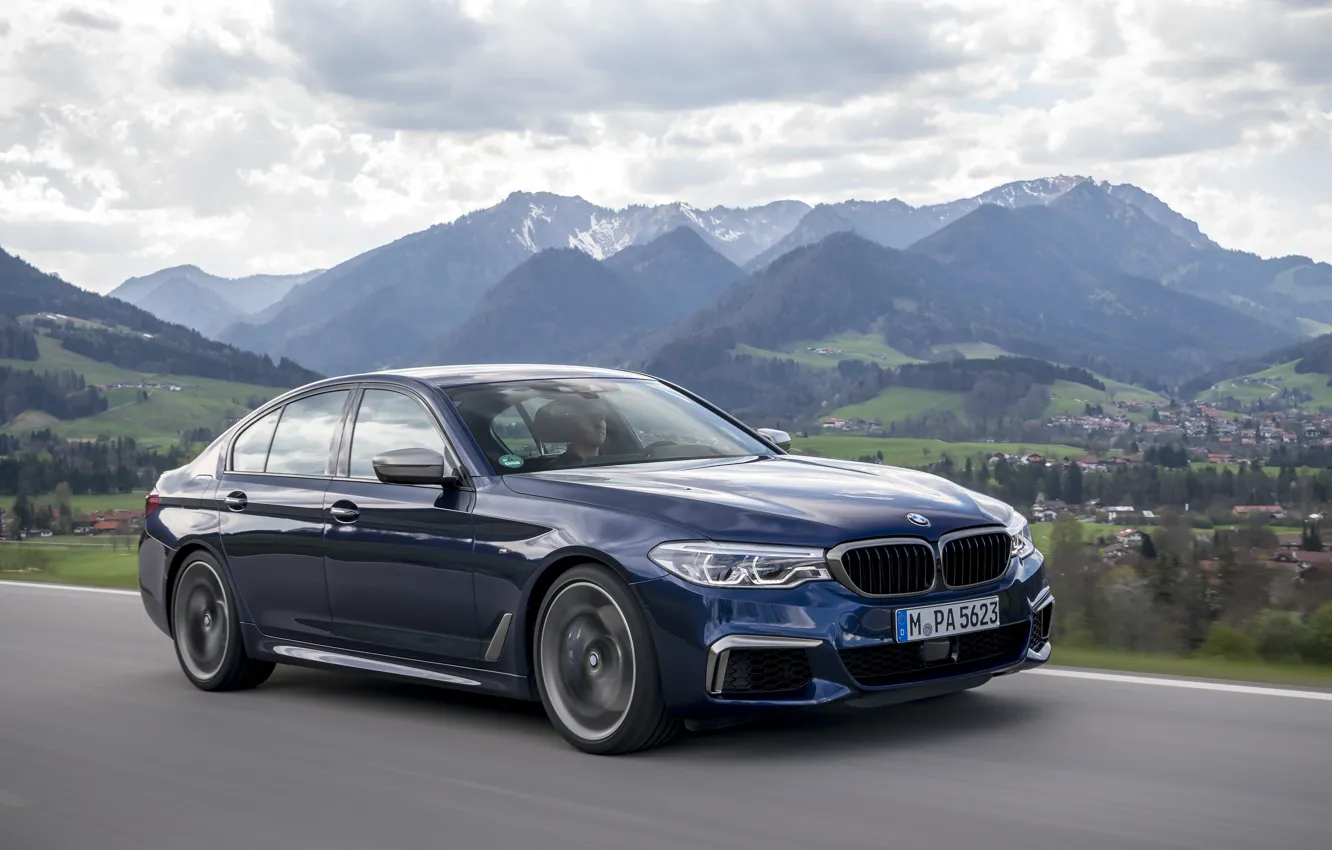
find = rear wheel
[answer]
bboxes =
[533,564,680,754]
[171,553,274,692]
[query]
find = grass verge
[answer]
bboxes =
[1050,645,1332,688]
[0,540,138,589]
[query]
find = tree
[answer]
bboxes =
[1247,610,1309,662]
[1198,622,1257,660]
[1214,544,1270,627]
[1064,462,1083,505]
[963,374,1010,433]
[1047,514,1087,640]
[10,493,33,533]
[1306,602,1332,664]
[1140,533,1157,559]
[53,481,73,534]
[1301,521,1323,552]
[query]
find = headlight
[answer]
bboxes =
[648,541,832,589]
[969,491,1035,560]
[1008,514,1035,559]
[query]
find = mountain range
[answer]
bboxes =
[15,173,1332,429]
[156,176,1323,382]
[109,266,323,339]
[0,245,320,390]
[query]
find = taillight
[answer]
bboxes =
[145,490,161,516]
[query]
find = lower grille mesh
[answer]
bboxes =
[1029,604,1052,652]
[720,648,813,695]
[838,622,1028,688]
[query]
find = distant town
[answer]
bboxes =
[821,397,1332,466]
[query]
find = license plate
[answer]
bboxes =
[896,596,1000,642]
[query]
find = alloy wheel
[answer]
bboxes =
[174,560,230,681]
[539,581,637,743]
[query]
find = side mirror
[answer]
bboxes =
[372,448,459,486]
[755,427,792,452]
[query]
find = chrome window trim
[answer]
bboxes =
[938,526,1015,591]
[220,470,337,482]
[704,635,823,696]
[825,537,939,599]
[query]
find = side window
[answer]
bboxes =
[231,409,280,472]
[265,390,350,477]
[348,389,449,479]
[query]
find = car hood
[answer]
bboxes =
[500,455,1006,548]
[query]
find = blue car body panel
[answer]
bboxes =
[139,365,1052,715]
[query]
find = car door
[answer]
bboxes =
[322,384,481,663]
[216,388,351,643]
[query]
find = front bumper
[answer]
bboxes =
[638,550,1053,717]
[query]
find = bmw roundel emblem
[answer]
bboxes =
[906,513,931,528]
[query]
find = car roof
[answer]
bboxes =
[353,363,656,388]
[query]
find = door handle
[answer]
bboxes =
[224,492,248,512]
[329,501,360,523]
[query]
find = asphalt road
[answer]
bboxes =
[3,582,1330,850]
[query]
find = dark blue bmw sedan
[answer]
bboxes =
[138,364,1053,754]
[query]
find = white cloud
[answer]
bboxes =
[0,0,1328,292]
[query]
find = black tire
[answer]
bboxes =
[170,552,274,692]
[533,564,680,754]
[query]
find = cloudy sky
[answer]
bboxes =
[1,0,1329,292]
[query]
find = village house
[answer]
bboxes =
[1233,505,1287,520]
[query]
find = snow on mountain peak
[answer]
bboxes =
[976,175,1091,208]
[569,213,634,260]
[515,203,552,253]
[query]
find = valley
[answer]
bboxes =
[0,333,283,448]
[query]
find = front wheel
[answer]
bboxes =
[533,564,680,754]
[171,553,274,692]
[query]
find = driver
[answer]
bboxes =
[548,401,608,468]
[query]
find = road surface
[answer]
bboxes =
[2,581,1329,850]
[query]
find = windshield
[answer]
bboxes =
[441,378,772,474]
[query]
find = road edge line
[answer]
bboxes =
[0,580,139,597]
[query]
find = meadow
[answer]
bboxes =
[0,537,139,589]
[792,435,1085,467]
[1,336,282,448]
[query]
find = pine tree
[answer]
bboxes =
[1302,522,1323,552]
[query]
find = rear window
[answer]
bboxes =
[265,391,350,476]
[230,409,279,473]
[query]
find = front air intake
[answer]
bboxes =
[717,648,813,696]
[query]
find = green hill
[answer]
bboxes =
[1202,360,1332,412]
[0,246,322,449]
[813,354,1168,431]
[1,335,285,448]
[735,332,922,369]
[827,387,968,426]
